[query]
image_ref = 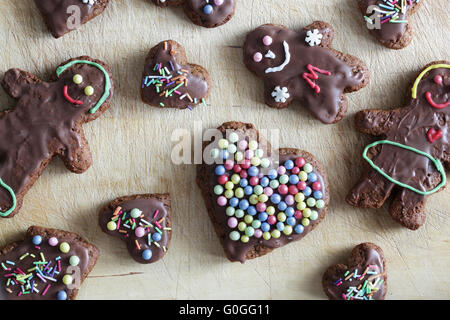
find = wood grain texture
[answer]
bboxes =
[0,0,448,299]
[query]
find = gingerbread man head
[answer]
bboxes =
[347,61,449,230]
[0,56,114,218]
[243,22,369,124]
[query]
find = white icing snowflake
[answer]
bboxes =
[271,86,290,103]
[305,29,323,46]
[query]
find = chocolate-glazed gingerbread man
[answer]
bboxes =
[0,56,114,218]
[243,22,369,124]
[347,61,449,230]
[152,0,236,28]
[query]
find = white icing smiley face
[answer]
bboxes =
[252,35,291,74]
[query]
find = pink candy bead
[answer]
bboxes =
[238,140,248,150]
[254,229,263,238]
[264,187,274,196]
[291,166,300,174]
[288,185,299,195]
[233,164,242,173]
[285,195,295,206]
[294,210,302,219]
[253,52,263,63]
[135,227,145,238]
[267,215,277,225]
[277,166,286,175]
[240,170,248,178]
[224,160,234,170]
[217,196,227,206]
[48,237,58,247]
[241,159,251,169]
[218,175,229,185]
[312,181,322,191]
[214,0,224,5]
[278,184,288,195]
[263,35,273,46]
[249,176,259,186]
[297,181,307,191]
[295,157,306,168]
[256,202,267,212]
[228,217,238,228]
[245,150,254,159]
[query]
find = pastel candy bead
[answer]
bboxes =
[229,231,240,241]
[306,198,316,207]
[32,235,42,246]
[312,181,322,191]
[295,193,305,202]
[302,218,310,226]
[152,233,162,242]
[248,140,258,150]
[263,35,273,46]
[214,185,224,195]
[60,242,70,253]
[284,160,294,169]
[271,229,281,238]
[254,229,263,238]
[142,249,152,261]
[299,171,308,181]
[218,139,229,149]
[228,217,238,228]
[203,4,213,14]
[263,232,271,240]
[84,86,94,96]
[283,225,293,235]
[295,225,304,234]
[235,188,245,199]
[244,215,253,224]
[62,275,73,285]
[252,220,262,229]
[310,210,319,221]
[48,237,58,247]
[238,140,248,150]
[73,74,83,84]
[277,166,286,175]
[245,227,255,237]
[227,144,237,154]
[130,208,142,218]
[258,212,268,222]
[261,222,270,232]
[316,200,325,209]
[238,222,247,231]
[211,148,220,158]
[135,227,145,238]
[224,190,234,198]
[228,132,239,143]
[267,215,277,225]
[235,209,245,218]
[285,194,294,206]
[226,206,235,216]
[253,52,263,62]
[241,235,249,243]
[57,290,67,300]
[69,256,80,266]
[217,196,227,206]
[295,157,306,168]
[303,163,313,173]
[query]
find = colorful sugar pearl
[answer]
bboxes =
[60,242,70,253]
[57,290,68,300]
[213,136,325,243]
[142,249,152,261]
[32,235,42,246]
[48,237,58,246]
[69,255,80,266]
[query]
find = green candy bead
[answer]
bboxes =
[241,235,250,243]
[252,220,261,229]
[269,180,279,189]
[228,132,239,143]
[302,218,310,226]
[244,215,253,224]
[299,171,308,181]
[277,212,286,222]
[310,210,319,221]
[253,185,263,195]
[229,231,240,241]
[235,209,245,218]
[245,227,255,237]
[234,187,244,198]
[306,198,316,207]
[106,221,116,231]
[214,185,224,195]
[227,144,237,154]
[59,242,70,254]
[260,158,270,168]
[255,149,264,158]
[263,232,271,240]
[130,208,142,218]
[316,200,325,209]
[303,163,313,173]
[238,222,247,232]
[226,207,235,216]
[69,256,80,266]
[224,190,234,199]
[211,148,220,159]
[271,229,281,239]
[231,174,240,184]
[283,225,293,235]
[279,174,289,184]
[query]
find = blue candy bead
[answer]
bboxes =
[239,199,249,210]
[247,206,257,216]
[248,166,259,176]
[220,150,229,159]
[287,217,296,226]
[57,290,67,300]
[313,190,323,199]
[289,174,299,185]
[277,201,287,211]
[270,194,281,204]
[203,4,213,14]
[261,222,271,232]
[308,173,318,182]
[284,160,294,170]
[215,165,225,175]
[229,197,239,207]
[32,235,42,246]
[285,207,295,217]
[142,249,152,261]
[276,222,285,231]
[152,233,162,242]
[295,225,305,234]
[302,186,312,197]
[244,186,253,195]
[240,178,248,187]
[258,212,268,222]
[268,169,278,179]
[260,177,269,187]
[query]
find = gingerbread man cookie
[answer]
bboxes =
[141,40,211,109]
[322,243,387,300]
[34,0,110,38]
[152,0,235,28]
[99,194,172,264]
[0,57,114,218]
[0,226,99,300]
[243,22,369,124]
[197,122,330,263]
[359,0,423,49]
[347,61,449,230]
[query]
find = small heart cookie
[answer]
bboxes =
[141,40,211,110]
[98,194,172,264]
[34,0,110,38]
[197,121,329,263]
[322,242,387,300]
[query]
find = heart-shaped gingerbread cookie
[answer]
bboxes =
[98,194,172,264]
[322,242,387,300]
[197,121,329,263]
[141,40,211,110]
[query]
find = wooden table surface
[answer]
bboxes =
[0,0,448,300]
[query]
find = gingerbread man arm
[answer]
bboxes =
[354,108,399,136]
[2,68,41,99]
[302,21,335,48]
[57,127,93,174]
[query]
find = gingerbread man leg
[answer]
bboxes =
[390,189,427,230]
[57,128,93,174]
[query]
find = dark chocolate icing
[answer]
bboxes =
[362,0,420,43]
[198,123,330,263]
[0,226,97,300]
[323,247,386,300]
[34,0,106,38]
[98,195,171,264]
[152,0,235,28]
[348,63,449,229]
[141,41,210,109]
[243,24,367,124]
[0,57,114,218]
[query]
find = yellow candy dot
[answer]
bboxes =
[271,230,281,239]
[295,193,305,203]
[249,195,259,205]
[297,202,306,211]
[235,152,244,162]
[258,194,268,203]
[302,218,310,226]
[218,139,229,149]
[299,171,308,181]
[263,232,271,240]
[248,140,258,150]
[84,85,94,96]
[251,157,261,166]
[266,206,275,215]
[303,208,312,218]
[225,181,234,190]
[62,275,73,285]
[60,242,70,253]
[224,190,234,199]
[106,221,116,231]
[234,187,244,198]
[73,74,83,84]
[283,225,293,235]
[241,235,249,243]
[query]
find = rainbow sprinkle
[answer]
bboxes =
[334,265,384,300]
[364,0,420,25]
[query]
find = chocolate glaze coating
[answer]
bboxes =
[0,226,99,300]
[99,194,172,264]
[141,40,211,109]
[243,22,369,124]
[152,0,236,28]
[322,242,387,300]
[34,0,110,38]
[197,121,330,263]
[0,56,114,218]
[347,61,449,230]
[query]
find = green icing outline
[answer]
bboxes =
[0,178,16,217]
[363,140,446,196]
[56,60,111,114]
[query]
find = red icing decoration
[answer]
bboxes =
[427,128,443,144]
[302,64,332,94]
[63,85,83,105]
[425,91,450,109]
